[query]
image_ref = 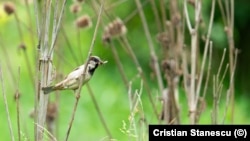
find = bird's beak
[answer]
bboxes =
[99,60,108,65]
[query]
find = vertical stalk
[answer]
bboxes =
[134,0,164,105]
[184,0,201,124]
[0,66,15,141]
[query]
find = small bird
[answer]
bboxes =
[42,56,107,94]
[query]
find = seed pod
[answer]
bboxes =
[102,18,127,43]
[3,2,15,15]
[75,15,92,29]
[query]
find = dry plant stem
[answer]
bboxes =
[227,1,235,124]
[65,1,105,140]
[212,75,218,124]
[134,0,164,100]
[14,12,34,87]
[221,49,237,124]
[86,84,113,139]
[33,0,41,139]
[109,41,129,88]
[36,0,53,140]
[128,80,143,140]
[24,0,36,53]
[36,0,68,140]
[36,123,57,141]
[49,0,68,55]
[215,49,229,96]
[61,27,80,65]
[182,48,189,99]
[149,0,162,31]
[159,0,166,30]
[184,0,201,124]
[196,44,213,122]
[14,13,24,42]
[217,0,227,24]
[216,49,227,82]
[22,50,36,88]
[165,80,180,124]
[121,37,159,120]
[15,67,21,141]
[202,43,213,99]
[64,90,80,141]
[105,0,127,11]
[169,0,183,57]
[218,0,235,123]
[0,66,15,141]
[217,64,229,96]
[123,0,149,23]
[127,81,137,141]
[0,35,16,87]
[74,13,84,62]
[195,0,215,105]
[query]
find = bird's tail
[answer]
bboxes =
[42,86,54,94]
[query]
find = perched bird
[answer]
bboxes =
[42,56,107,94]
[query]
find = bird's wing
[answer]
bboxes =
[61,65,85,89]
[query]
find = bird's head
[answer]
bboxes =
[89,56,108,66]
[87,56,107,75]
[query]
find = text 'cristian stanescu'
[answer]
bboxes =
[153,129,231,137]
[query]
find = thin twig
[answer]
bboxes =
[216,64,229,96]
[109,41,129,88]
[105,0,128,11]
[49,0,68,55]
[0,33,16,88]
[184,0,193,33]
[86,84,113,139]
[196,43,213,122]
[134,0,164,106]
[61,26,80,65]
[184,0,202,124]
[36,123,57,141]
[195,0,215,105]
[15,67,21,141]
[0,65,15,141]
[202,41,213,98]
[217,0,227,25]
[121,37,159,120]
[123,0,149,24]
[212,75,217,124]
[24,0,36,55]
[150,0,162,31]
[36,0,53,140]
[64,0,105,140]
[217,49,227,81]
[160,0,166,30]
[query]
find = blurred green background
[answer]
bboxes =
[0,0,250,141]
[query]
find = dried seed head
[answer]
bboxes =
[157,32,170,47]
[187,0,195,7]
[162,59,181,81]
[74,0,85,3]
[14,92,21,101]
[102,18,127,43]
[29,109,35,118]
[46,102,58,122]
[3,2,15,15]
[18,43,26,51]
[75,15,92,29]
[70,3,82,14]
[172,13,181,26]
